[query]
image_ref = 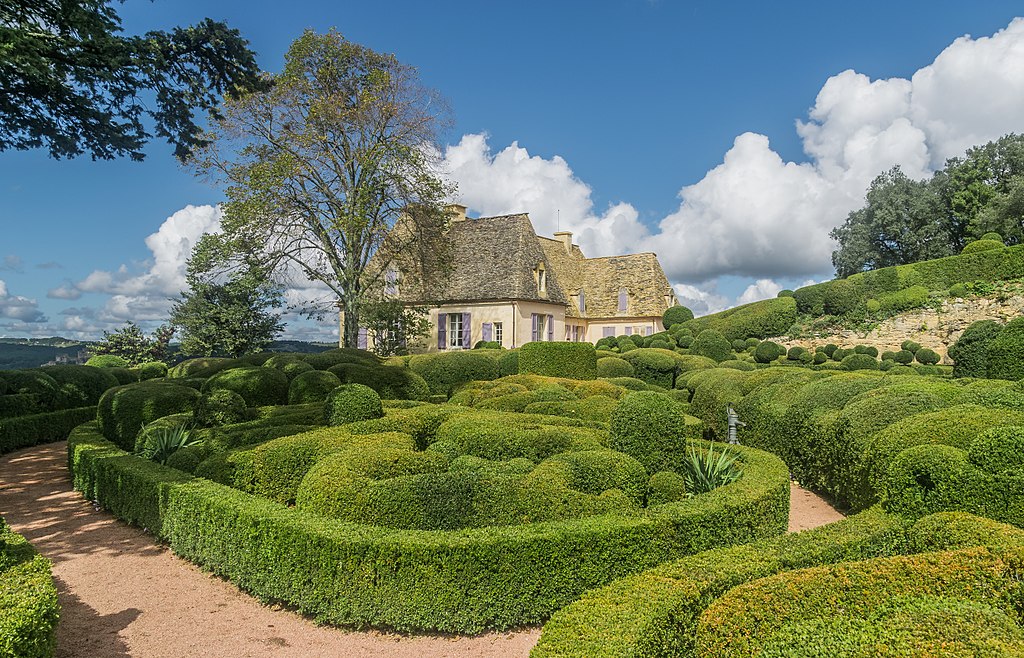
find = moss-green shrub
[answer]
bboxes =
[852,345,878,357]
[893,349,915,365]
[324,384,383,426]
[85,354,128,368]
[167,357,243,379]
[408,351,499,396]
[915,347,941,365]
[192,389,248,427]
[136,361,168,380]
[962,238,1005,254]
[262,354,305,370]
[41,365,119,406]
[786,346,808,361]
[0,393,39,419]
[812,351,827,365]
[685,297,797,341]
[662,305,694,328]
[96,381,200,451]
[691,330,732,362]
[523,396,619,424]
[648,470,688,505]
[287,370,342,405]
[303,348,379,370]
[610,391,703,472]
[980,232,1004,243]
[949,319,1003,378]
[878,285,930,314]
[0,406,96,455]
[497,350,519,378]
[0,517,59,658]
[518,342,597,380]
[596,356,633,378]
[968,426,1024,474]
[0,370,63,411]
[619,348,688,388]
[902,340,922,354]
[754,341,785,364]
[823,278,858,315]
[604,376,650,391]
[986,317,1024,381]
[105,367,138,385]
[202,367,289,407]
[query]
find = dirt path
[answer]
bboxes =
[788,481,846,532]
[0,442,843,658]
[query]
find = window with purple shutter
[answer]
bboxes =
[357,327,368,350]
[461,313,471,348]
[384,267,398,296]
[547,314,553,342]
[645,326,653,336]
[603,327,615,338]
[482,323,492,342]
[578,290,585,313]
[565,325,571,341]
[618,288,628,312]
[625,326,632,335]
[531,314,539,342]
[437,313,447,350]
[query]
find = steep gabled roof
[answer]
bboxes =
[578,253,674,318]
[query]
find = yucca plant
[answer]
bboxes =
[139,425,202,465]
[680,443,743,496]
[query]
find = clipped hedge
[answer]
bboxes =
[684,297,796,341]
[0,517,59,658]
[202,367,289,407]
[610,391,704,472]
[518,342,597,380]
[287,370,342,405]
[68,420,787,633]
[324,384,383,426]
[96,381,200,451]
[0,406,97,455]
[596,356,634,378]
[949,319,1003,378]
[987,316,1024,381]
[408,351,500,396]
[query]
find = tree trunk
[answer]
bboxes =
[343,297,360,349]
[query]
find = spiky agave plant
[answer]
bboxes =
[681,443,743,496]
[140,425,202,465]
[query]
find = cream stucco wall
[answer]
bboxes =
[583,318,662,342]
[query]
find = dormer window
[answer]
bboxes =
[578,289,586,313]
[618,288,628,312]
[535,262,547,293]
[385,266,399,296]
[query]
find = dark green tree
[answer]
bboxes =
[169,265,285,358]
[0,0,265,160]
[90,321,173,365]
[831,167,952,277]
[189,30,454,349]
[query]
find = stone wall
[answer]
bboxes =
[774,295,1024,365]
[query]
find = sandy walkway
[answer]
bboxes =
[0,442,842,658]
[788,481,846,532]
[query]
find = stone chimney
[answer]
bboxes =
[553,231,573,254]
[448,203,468,222]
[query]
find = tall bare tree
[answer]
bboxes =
[190,29,454,347]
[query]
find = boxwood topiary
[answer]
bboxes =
[136,361,168,381]
[408,351,500,396]
[691,330,732,362]
[610,391,703,472]
[986,317,1024,380]
[949,320,1002,378]
[596,356,634,378]
[325,384,384,426]
[754,341,785,364]
[85,354,129,368]
[192,389,248,427]
[518,342,597,380]
[202,367,289,407]
[915,347,941,365]
[840,353,879,371]
[167,357,244,379]
[288,370,343,405]
[901,340,922,354]
[961,238,1004,254]
[662,305,694,329]
[41,365,119,406]
[787,346,808,361]
[304,348,379,370]
[97,381,201,451]
[854,345,878,357]
[894,349,915,365]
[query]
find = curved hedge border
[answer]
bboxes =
[532,511,1024,658]
[0,406,97,456]
[0,517,58,658]
[67,422,789,632]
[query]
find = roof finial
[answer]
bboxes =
[556,209,560,233]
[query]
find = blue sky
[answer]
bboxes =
[2,1,1024,341]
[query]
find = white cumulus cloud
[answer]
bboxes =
[0,280,46,322]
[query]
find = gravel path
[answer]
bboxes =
[0,442,843,658]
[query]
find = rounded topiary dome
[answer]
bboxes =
[662,305,694,329]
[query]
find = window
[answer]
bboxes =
[602,327,615,338]
[494,322,503,346]
[625,326,632,335]
[535,262,547,293]
[578,290,586,313]
[447,313,463,349]
[532,314,553,342]
[384,266,399,296]
[537,314,547,340]
[645,326,653,336]
[618,288,628,312]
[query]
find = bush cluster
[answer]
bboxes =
[97,381,200,451]
[408,351,499,396]
[202,367,289,407]
[0,517,59,658]
[518,342,597,380]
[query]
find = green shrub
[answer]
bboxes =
[136,361,168,380]
[497,350,519,378]
[202,367,289,407]
[962,238,1004,254]
[620,348,687,388]
[981,232,1004,243]
[754,341,785,363]
[949,320,1003,378]
[915,347,941,365]
[473,340,502,350]
[968,426,1024,474]
[523,396,619,424]
[648,470,688,505]
[812,351,827,365]
[167,357,243,379]
[97,381,201,451]
[610,391,703,472]
[324,384,383,426]
[287,370,342,405]
[0,370,63,411]
[786,346,807,361]
[596,356,634,378]
[840,353,879,371]
[865,298,881,313]
[85,354,128,368]
[823,279,858,315]
[303,348,379,370]
[192,389,248,427]
[731,339,747,352]
[0,518,59,658]
[878,285,930,314]
[948,282,969,298]
[408,351,499,396]
[902,340,922,354]
[986,317,1024,380]
[0,406,96,455]
[691,330,731,362]
[603,377,650,391]
[662,305,694,328]
[41,365,119,406]
[686,297,797,341]
[0,393,39,419]
[518,342,597,380]
[853,345,878,357]
[793,284,826,315]
[893,349,915,364]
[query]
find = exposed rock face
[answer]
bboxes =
[775,296,1024,365]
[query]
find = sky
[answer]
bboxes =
[2,1,1024,342]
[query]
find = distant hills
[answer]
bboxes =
[0,337,336,370]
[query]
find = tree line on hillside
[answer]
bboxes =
[832,134,1024,277]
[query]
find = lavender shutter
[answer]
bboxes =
[482,323,492,342]
[531,314,539,342]
[547,315,554,342]
[357,327,368,350]
[603,327,615,338]
[462,313,471,348]
[438,313,447,350]
[618,289,628,312]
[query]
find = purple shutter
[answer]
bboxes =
[625,326,632,335]
[646,326,653,336]
[357,327,368,350]
[531,314,539,342]
[438,313,447,350]
[482,323,492,342]
[603,327,615,338]
[462,313,471,348]
[547,314,554,342]
[618,289,628,312]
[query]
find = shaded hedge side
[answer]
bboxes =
[0,406,96,455]
[0,517,58,658]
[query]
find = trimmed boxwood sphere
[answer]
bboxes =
[97,381,201,451]
[85,354,129,368]
[167,357,244,379]
[894,349,915,365]
[754,341,785,364]
[192,389,248,427]
[325,383,384,425]
[962,239,1004,254]
[987,317,1024,381]
[840,353,879,371]
[915,348,941,365]
[136,361,168,381]
[202,366,289,407]
[691,330,732,362]
[596,356,634,378]
[662,305,694,329]
[288,370,343,404]
[949,320,1002,378]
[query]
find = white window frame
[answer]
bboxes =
[494,321,503,346]
[537,313,547,341]
[447,312,463,350]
